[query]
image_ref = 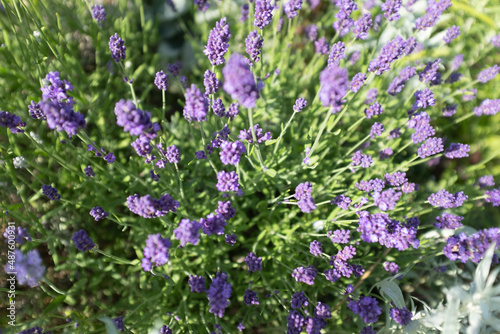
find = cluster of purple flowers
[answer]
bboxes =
[126,193,179,218]
[381,0,402,21]
[42,184,61,201]
[238,124,271,143]
[243,252,262,273]
[204,17,231,66]
[216,171,240,193]
[428,189,467,208]
[204,70,219,95]
[292,265,317,285]
[200,213,227,236]
[390,307,412,326]
[141,233,172,271]
[383,261,400,275]
[91,5,106,26]
[174,219,201,247]
[357,213,420,250]
[3,226,32,245]
[442,228,500,263]
[294,182,316,213]
[219,141,246,165]
[351,150,373,168]
[319,65,349,113]
[6,249,45,287]
[364,101,383,118]
[154,70,169,91]
[222,53,260,108]
[474,99,500,116]
[244,289,259,305]
[368,35,407,75]
[254,0,273,29]
[72,230,95,252]
[434,213,464,229]
[109,33,126,62]
[245,30,264,65]
[347,296,382,324]
[329,229,351,244]
[325,245,364,283]
[114,99,152,135]
[183,84,208,122]
[415,0,452,31]
[189,274,206,293]
[207,272,232,318]
[1,111,26,133]
[89,206,109,221]
[332,194,352,210]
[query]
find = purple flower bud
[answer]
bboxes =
[353,14,372,39]
[418,137,444,158]
[477,65,499,83]
[222,53,260,108]
[245,30,264,65]
[204,17,231,66]
[72,230,95,251]
[350,72,366,93]
[183,84,208,122]
[328,42,346,67]
[319,65,349,113]
[90,206,109,221]
[445,142,470,159]
[109,33,126,62]
[91,5,106,26]
[154,70,169,91]
[444,25,460,43]
[254,0,274,29]
[381,0,402,21]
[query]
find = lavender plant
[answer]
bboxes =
[0,0,499,333]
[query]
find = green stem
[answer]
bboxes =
[248,108,266,170]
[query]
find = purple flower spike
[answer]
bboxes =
[348,296,382,324]
[310,240,322,256]
[477,65,499,83]
[381,0,403,21]
[254,0,274,29]
[174,219,201,247]
[222,53,260,108]
[292,265,317,285]
[350,73,367,93]
[204,70,219,95]
[207,272,232,318]
[90,206,109,221]
[353,14,372,40]
[244,289,260,305]
[245,30,264,65]
[428,189,468,208]
[293,98,307,112]
[154,70,169,91]
[183,84,208,122]
[91,5,106,26]
[109,33,126,62]
[216,171,240,193]
[204,17,231,66]
[114,99,152,136]
[189,275,206,293]
[141,233,172,271]
[6,249,45,287]
[417,137,444,158]
[126,193,179,218]
[245,252,263,272]
[315,37,330,55]
[365,101,383,118]
[42,184,61,201]
[368,35,406,75]
[72,230,95,251]
[219,141,246,165]
[328,42,346,68]
[319,65,349,113]
[416,0,452,31]
[444,25,460,43]
[445,143,470,159]
[285,0,303,19]
[390,307,412,326]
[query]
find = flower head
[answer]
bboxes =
[109,33,126,62]
[222,53,260,108]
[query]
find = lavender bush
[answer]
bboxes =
[1,0,499,332]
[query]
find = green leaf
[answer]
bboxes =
[265,138,279,146]
[43,295,66,315]
[98,316,119,334]
[377,279,405,309]
[266,168,277,177]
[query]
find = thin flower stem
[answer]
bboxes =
[248,107,266,171]
[94,248,136,265]
[273,110,297,156]
[175,163,185,201]
[198,124,219,175]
